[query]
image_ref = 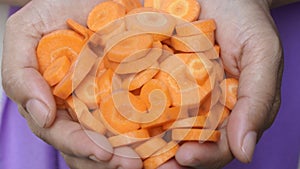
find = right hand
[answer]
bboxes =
[2,0,142,168]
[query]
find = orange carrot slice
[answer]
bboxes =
[50,47,78,64]
[143,141,179,169]
[154,71,181,107]
[80,108,106,134]
[122,62,160,91]
[219,78,239,110]
[135,137,167,159]
[171,34,212,52]
[176,19,216,36]
[158,44,174,63]
[87,1,126,32]
[163,115,207,130]
[203,45,220,60]
[205,103,230,129]
[144,0,163,9]
[141,107,181,129]
[74,75,99,110]
[212,60,225,83]
[43,55,71,86]
[125,10,176,40]
[160,0,201,22]
[67,19,94,40]
[105,31,154,63]
[97,19,126,46]
[172,129,220,142]
[100,97,140,134]
[53,45,97,99]
[36,30,84,74]
[108,129,150,147]
[65,96,88,122]
[96,69,122,103]
[148,127,165,137]
[140,79,172,109]
[108,41,162,74]
[113,0,142,12]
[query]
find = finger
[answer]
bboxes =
[19,106,113,162]
[227,31,282,163]
[175,128,233,169]
[158,159,191,169]
[61,153,109,169]
[107,147,143,169]
[2,5,56,128]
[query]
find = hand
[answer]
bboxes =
[2,0,142,168]
[162,0,283,168]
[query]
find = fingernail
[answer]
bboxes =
[89,155,101,162]
[242,131,257,163]
[26,99,50,128]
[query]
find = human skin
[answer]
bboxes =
[1,0,299,168]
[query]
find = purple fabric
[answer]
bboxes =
[1,3,300,169]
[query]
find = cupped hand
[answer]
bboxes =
[164,0,283,168]
[2,0,142,168]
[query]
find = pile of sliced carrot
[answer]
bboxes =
[36,0,239,168]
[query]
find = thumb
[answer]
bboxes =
[226,33,283,163]
[2,13,56,128]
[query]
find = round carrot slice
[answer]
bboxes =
[219,78,239,110]
[140,79,172,109]
[122,62,160,91]
[163,115,207,130]
[172,129,220,142]
[108,129,150,147]
[143,141,179,169]
[160,0,201,22]
[144,0,163,9]
[36,30,84,74]
[105,32,154,63]
[126,10,176,39]
[100,97,140,134]
[176,19,216,36]
[113,0,142,12]
[87,1,126,32]
[171,34,212,52]
[135,137,167,159]
[43,55,71,86]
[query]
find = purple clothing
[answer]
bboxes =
[1,3,300,169]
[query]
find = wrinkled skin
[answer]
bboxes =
[2,0,283,168]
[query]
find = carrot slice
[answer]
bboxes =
[171,34,212,52]
[107,41,162,74]
[43,55,71,86]
[113,0,142,12]
[212,60,225,83]
[140,79,172,109]
[36,30,84,74]
[163,115,207,130]
[176,53,213,86]
[97,19,127,46]
[125,10,176,40]
[141,107,181,129]
[144,0,163,9]
[148,127,165,137]
[154,71,181,106]
[172,129,220,142]
[53,44,97,99]
[205,103,230,129]
[122,62,160,91]
[203,45,220,60]
[219,78,239,110]
[160,0,201,22]
[87,1,126,32]
[158,44,174,63]
[80,109,106,134]
[108,129,150,147]
[96,69,122,103]
[135,137,167,159]
[143,141,179,169]
[74,75,99,110]
[67,19,94,40]
[160,56,205,108]
[50,47,78,64]
[176,19,216,36]
[65,96,88,122]
[105,31,154,63]
[100,97,140,134]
